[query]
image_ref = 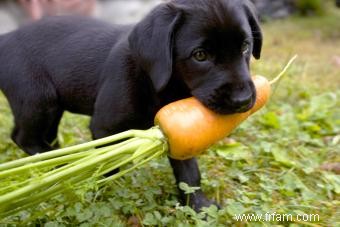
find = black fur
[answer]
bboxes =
[0,0,262,211]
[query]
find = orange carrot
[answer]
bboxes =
[154,75,270,160]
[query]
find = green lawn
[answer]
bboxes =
[0,5,339,227]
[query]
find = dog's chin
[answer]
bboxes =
[198,98,255,115]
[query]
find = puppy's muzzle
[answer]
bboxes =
[229,91,254,113]
[205,81,256,114]
[226,81,256,113]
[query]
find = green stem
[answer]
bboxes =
[0,150,91,178]
[97,140,166,183]
[38,138,137,178]
[0,140,166,217]
[1,144,166,217]
[0,139,146,205]
[96,140,160,177]
[0,129,141,171]
[0,127,167,217]
[98,144,166,184]
[0,170,92,217]
[0,140,133,192]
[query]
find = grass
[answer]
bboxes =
[0,4,339,226]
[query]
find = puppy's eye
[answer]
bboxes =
[241,42,250,55]
[192,49,208,62]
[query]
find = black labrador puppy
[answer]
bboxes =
[0,0,262,211]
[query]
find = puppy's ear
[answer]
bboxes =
[243,1,263,59]
[129,3,183,92]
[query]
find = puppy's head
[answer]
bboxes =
[129,0,262,114]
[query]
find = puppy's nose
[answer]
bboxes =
[230,94,253,112]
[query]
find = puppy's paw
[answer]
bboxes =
[185,190,220,212]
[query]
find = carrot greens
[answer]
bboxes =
[0,127,167,217]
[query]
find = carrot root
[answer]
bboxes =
[269,55,298,85]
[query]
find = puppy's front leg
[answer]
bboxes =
[168,157,219,212]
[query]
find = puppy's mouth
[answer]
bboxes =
[193,82,256,115]
[201,95,255,115]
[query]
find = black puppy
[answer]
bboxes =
[0,0,262,211]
